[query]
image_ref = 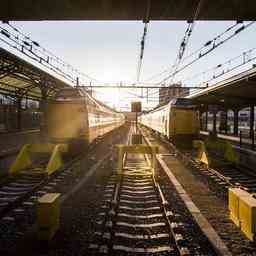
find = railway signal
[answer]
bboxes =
[131,101,142,144]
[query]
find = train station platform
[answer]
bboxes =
[200,130,254,149]
[200,130,256,171]
[0,129,41,157]
[189,67,256,146]
[0,129,43,172]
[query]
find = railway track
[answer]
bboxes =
[89,128,217,255]
[142,126,256,196]
[0,162,78,252]
[90,156,191,255]
[0,168,46,219]
[0,158,84,249]
[190,157,256,194]
[0,132,113,222]
[0,154,85,223]
[0,125,128,253]
[0,125,224,255]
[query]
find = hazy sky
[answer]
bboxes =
[1,20,255,110]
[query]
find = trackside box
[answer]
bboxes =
[37,193,61,240]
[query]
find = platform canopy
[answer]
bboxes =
[188,67,256,108]
[1,0,256,21]
[0,47,70,100]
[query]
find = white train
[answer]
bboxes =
[139,98,200,146]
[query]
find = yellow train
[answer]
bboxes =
[139,98,199,147]
[47,87,125,152]
[10,87,125,174]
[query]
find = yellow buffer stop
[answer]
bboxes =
[228,188,249,227]
[239,195,256,241]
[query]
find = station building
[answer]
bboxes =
[159,84,189,105]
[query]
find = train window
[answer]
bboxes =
[172,98,193,106]
[55,88,82,100]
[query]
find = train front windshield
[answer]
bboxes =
[55,88,84,101]
[172,98,195,107]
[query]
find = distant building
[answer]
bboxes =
[159,84,189,105]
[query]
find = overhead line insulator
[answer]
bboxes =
[1,29,10,38]
[235,26,245,34]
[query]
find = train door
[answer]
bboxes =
[83,100,89,142]
[167,104,173,139]
[173,109,176,141]
[162,109,167,136]
[164,118,167,136]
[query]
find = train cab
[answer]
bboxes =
[139,98,199,148]
[46,87,125,154]
[47,88,88,146]
[169,98,199,141]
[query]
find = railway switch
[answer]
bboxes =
[37,193,61,241]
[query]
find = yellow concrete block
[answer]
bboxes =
[224,142,238,165]
[37,193,61,240]
[193,140,202,148]
[193,140,209,167]
[228,188,249,227]
[239,195,256,241]
[200,151,209,166]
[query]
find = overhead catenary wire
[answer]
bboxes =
[182,46,256,83]
[145,22,239,82]
[159,21,255,85]
[170,0,204,80]
[136,0,151,83]
[160,0,203,104]
[7,21,98,82]
[143,20,255,102]
[0,21,100,84]
[136,22,149,82]
[159,46,256,99]
[187,47,256,87]
[144,21,255,84]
